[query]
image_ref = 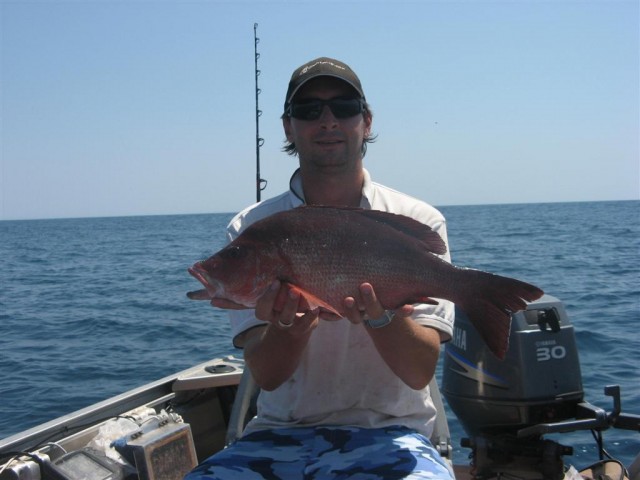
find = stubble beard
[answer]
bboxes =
[302,142,363,176]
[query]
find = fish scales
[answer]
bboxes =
[271,211,439,309]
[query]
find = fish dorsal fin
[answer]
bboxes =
[354,208,447,255]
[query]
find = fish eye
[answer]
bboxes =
[220,245,245,260]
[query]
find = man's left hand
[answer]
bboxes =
[341,282,413,325]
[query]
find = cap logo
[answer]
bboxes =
[299,60,346,76]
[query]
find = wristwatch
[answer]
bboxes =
[364,310,394,329]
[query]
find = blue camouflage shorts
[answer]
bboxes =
[184,425,454,479]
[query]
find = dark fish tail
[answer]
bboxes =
[454,268,544,359]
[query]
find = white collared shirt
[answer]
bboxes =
[225,168,454,437]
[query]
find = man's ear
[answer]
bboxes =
[363,111,373,138]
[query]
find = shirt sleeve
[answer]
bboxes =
[229,309,267,347]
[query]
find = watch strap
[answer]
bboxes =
[364,310,394,329]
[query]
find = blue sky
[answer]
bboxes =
[1,0,638,220]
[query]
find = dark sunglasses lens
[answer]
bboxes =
[329,99,363,118]
[290,102,323,120]
[289,99,363,120]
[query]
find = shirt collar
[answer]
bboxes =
[288,167,374,208]
[360,168,374,208]
[288,168,306,206]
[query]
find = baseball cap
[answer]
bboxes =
[284,57,365,109]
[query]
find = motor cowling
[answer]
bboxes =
[442,294,584,437]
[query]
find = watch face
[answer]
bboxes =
[365,311,393,328]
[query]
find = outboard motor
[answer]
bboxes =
[442,294,584,479]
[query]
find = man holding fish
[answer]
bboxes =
[186,57,462,479]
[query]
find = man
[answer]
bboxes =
[185,57,455,479]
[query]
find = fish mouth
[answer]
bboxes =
[187,263,221,300]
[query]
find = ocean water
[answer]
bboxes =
[1,201,638,468]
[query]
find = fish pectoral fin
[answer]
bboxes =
[285,283,342,317]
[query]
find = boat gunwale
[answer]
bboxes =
[0,356,243,455]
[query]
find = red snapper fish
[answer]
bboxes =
[187,206,543,359]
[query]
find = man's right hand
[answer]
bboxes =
[255,280,321,333]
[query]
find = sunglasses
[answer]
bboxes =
[286,98,365,121]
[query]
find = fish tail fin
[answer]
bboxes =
[455,269,544,360]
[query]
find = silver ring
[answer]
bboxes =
[277,319,294,329]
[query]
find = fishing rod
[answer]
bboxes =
[254,23,267,202]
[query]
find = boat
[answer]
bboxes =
[1,294,638,480]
